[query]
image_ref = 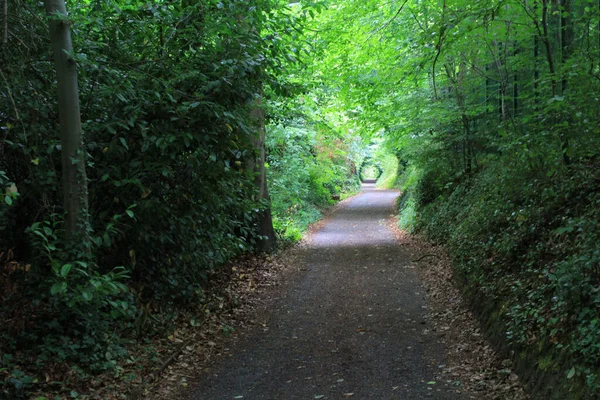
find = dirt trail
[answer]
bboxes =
[189,183,463,399]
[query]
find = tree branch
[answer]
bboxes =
[368,0,409,40]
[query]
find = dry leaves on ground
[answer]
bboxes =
[389,221,528,400]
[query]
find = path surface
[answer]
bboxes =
[190,183,463,399]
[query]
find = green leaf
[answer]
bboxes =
[11,369,25,378]
[126,210,134,218]
[50,281,66,295]
[547,95,565,103]
[567,367,575,379]
[103,233,112,247]
[119,137,129,150]
[4,195,12,206]
[60,263,73,278]
[81,289,93,301]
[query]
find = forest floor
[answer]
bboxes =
[134,183,528,400]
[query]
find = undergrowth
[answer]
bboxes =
[375,154,399,189]
[267,122,361,243]
[399,158,600,399]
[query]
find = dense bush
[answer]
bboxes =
[403,157,600,397]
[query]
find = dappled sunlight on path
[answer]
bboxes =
[190,183,464,400]
[309,184,399,249]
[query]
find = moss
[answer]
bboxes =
[538,355,557,372]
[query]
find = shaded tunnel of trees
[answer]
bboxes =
[1,0,600,398]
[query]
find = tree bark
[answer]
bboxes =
[44,0,90,246]
[534,27,540,110]
[559,0,573,164]
[540,0,557,96]
[559,0,573,93]
[513,43,519,116]
[431,0,447,100]
[249,94,276,252]
[2,0,7,45]
[232,8,276,252]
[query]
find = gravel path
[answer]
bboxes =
[189,183,463,399]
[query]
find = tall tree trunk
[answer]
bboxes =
[45,0,90,246]
[431,0,447,100]
[233,9,277,252]
[2,0,7,45]
[462,113,472,174]
[559,0,573,164]
[249,94,276,252]
[534,28,540,110]
[540,0,557,96]
[513,43,519,116]
[560,0,573,93]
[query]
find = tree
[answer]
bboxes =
[249,94,277,252]
[44,0,89,247]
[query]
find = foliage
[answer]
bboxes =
[266,118,361,243]
[0,0,335,397]
[412,163,600,397]
[374,154,399,189]
[396,166,420,233]
[310,0,600,397]
[4,0,600,397]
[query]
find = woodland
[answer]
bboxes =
[1,0,599,399]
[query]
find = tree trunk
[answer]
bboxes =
[2,0,7,45]
[540,0,557,96]
[534,27,540,110]
[45,0,90,246]
[462,113,472,174]
[249,94,276,252]
[560,0,573,93]
[513,42,519,117]
[559,0,573,164]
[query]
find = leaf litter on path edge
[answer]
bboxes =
[388,219,528,400]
